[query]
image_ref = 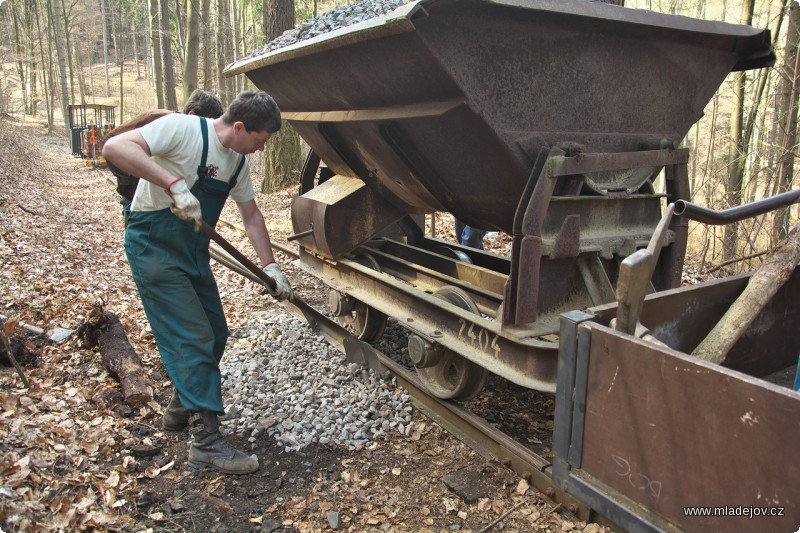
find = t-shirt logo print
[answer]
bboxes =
[207,165,220,178]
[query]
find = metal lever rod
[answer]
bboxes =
[201,222,361,357]
[287,228,314,242]
[201,221,382,372]
[614,204,674,335]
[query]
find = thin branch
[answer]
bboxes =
[16,202,44,216]
[477,500,529,533]
[706,249,770,274]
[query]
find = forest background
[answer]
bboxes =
[0,0,799,272]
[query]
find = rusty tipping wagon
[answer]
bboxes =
[226,0,798,530]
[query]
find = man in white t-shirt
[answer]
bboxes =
[102,90,292,475]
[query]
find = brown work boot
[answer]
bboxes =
[188,411,259,475]
[162,391,190,432]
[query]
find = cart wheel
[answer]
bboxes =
[436,246,473,263]
[333,252,388,344]
[414,286,489,401]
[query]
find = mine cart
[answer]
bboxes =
[226,0,773,401]
[553,194,800,531]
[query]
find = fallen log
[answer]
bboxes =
[693,222,800,364]
[0,316,30,388]
[96,311,154,407]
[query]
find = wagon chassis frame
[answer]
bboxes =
[295,146,691,394]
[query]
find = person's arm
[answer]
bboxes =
[237,199,292,300]
[102,130,177,190]
[103,128,202,229]
[237,199,276,266]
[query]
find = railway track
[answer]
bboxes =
[209,233,602,526]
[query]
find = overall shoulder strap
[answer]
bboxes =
[197,116,209,180]
[229,155,246,191]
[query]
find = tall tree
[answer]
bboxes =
[73,40,87,103]
[232,0,241,92]
[722,0,756,261]
[100,0,111,96]
[21,0,37,115]
[201,0,211,88]
[149,0,164,107]
[59,0,75,103]
[48,0,69,130]
[32,0,49,124]
[262,0,301,193]
[10,0,27,114]
[217,0,235,106]
[182,0,201,103]
[159,0,178,109]
[772,2,800,243]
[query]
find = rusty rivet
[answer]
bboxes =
[545,487,555,497]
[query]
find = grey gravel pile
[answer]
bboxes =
[219,311,414,452]
[254,0,410,56]
[228,0,424,452]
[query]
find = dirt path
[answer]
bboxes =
[0,119,606,532]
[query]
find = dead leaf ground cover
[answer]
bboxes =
[0,118,612,532]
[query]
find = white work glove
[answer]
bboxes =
[166,177,202,231]
[262,262,293,301]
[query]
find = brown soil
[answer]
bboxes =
[0,119,610,533]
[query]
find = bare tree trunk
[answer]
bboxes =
[143,0,152,85]
[73,40,87,103]
[160,0,178,110]
[232,0,241,92]
[723,70,746,260]
[133,14,141,81]
[173,0,185,66]
[33,0,50,127]
[216,0,234,106]
[23,0,38,115]
[48,0,69,131]
[59,0,75,103]
[10,0,27,114]
[722,0,755,262]
[149,0,164,107]
[262,0,301,193]
[202,0,211,89]
[100,0,110,96]
[44,0,56,130]
[119,58,124,121]
[183,0,201,103]
[773,3,800,244]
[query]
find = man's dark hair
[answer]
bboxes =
[183,89,223,119]
[222,90,281,134]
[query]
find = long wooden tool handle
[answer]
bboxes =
[200,221,278,292]
[202,223,382,372]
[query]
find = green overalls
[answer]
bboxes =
[124,118,245,415]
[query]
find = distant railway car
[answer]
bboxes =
[67,104,116,167]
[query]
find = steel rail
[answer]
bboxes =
[208,226,596,522]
